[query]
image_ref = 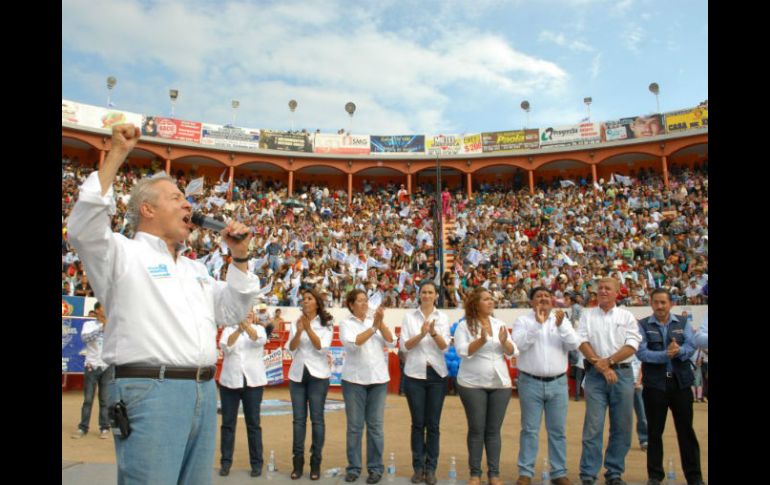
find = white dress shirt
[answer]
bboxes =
[286,315,333,382]
[454,316,519,389]
[339,314,395,385]
[81,319,107,369]
[399,308,451,379]
[576,306,642,363]
[67,172,260,367]
[218,324,267,388]
[512,311,580,377]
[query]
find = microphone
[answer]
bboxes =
[190,212,248,240]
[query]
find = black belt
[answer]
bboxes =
[585,361,632,371]
[114,365,216,381]
[519,371,565,382]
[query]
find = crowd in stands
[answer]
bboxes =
[62,155,708,310]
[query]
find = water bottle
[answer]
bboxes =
[387,452,396,482]
[267,450,276,480]
[541,458,550,484]
[448,456,457,484]
[324,467,342,478]
[666,456,676,484]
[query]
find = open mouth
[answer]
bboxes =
[183,215,192,227]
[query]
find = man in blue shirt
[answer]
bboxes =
[636,289,705,485]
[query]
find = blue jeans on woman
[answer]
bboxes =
[404,367,448,473]
[289,367,330,460]
[456,385,511,479]
[109,376,218,485]
[517,373,569,479]
[341,381,388,476]
[579,366,634,483]
[219,379,264,472]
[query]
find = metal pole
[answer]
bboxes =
[435,153,445,308]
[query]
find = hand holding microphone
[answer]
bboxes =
[191,213,250,241]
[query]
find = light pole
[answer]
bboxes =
[521,100,531,129]
[288,99,297,132]
[583,96,592,121]
[648,82,660,113]
[345,102,356,134]
[231,100,240,126]
[434,136,445,307]
[169,89,179,117]
[107,76,117,107]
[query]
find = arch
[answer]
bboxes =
[351,161,407,175]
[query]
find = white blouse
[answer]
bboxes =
[339,313,395,385]
[285,315,334,382]
[218,324,267,389]
[454,316,519,389]
[399,308,450,379]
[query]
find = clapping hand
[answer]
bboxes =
[498,325,509,345]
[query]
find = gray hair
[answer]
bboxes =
[125,172,177,229]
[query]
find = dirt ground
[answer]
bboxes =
[63,387,707,483]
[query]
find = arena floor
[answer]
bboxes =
[62,387,707,483]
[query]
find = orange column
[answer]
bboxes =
[288,170,294,197]
[98,149,105,169]
[348,173,353,205]
[466,172,472,199]
[661,155,669,188]
[528,170,534,194]
[226,166,234,202]
[407,173,412,194]
[165,159,171,175]
[591,164,598,193]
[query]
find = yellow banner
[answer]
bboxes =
[665,108,708,132]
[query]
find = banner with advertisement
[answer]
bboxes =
[264,348,284,385]
[62,99,143,130]
[200,123,261,149]
[539,122,602,147]
[481,129,539,152]
[329,347,345,386]
[62,317,91,373]
[463,133,483,154]
[62,296,86,317]
[312,133,371,154]
[425,134,463,155]
[601,114,665,141]
[664,107,708,133]
[370,135,425,154]
[259,130,313,152]
[142,116,202,143]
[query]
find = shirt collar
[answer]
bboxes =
[650,313,678,326]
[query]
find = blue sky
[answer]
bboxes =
[62,0,707,135]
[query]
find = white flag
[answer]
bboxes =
[331,248,347,262]
[368,291,382,311]
[397,271,409,292]
[382,247,392,260]
[207,196,227,207]
[560,252,577,266]
[559,180,576,188]
[467,248,482,266]
[255,279,274,297]
[570,238,584,254]
[399,206,410,218]
[185,177,205,196]
[400,240,414,256]
[283,267,293,286]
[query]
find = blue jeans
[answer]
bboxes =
[457,385,511,479]
[79,365,111,432]
[342,381,388,475]
[517,373,569,479]
[634,387,648,444]
[289,367,330,459]
[579,366,634,482]
[109,376,217,485]
[219,381,264,470]
[404,367,448,473]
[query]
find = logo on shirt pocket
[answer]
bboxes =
[147,264,171,278]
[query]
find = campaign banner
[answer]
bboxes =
[664,107,708,133]
[62,99,143,130]
[463,133,483,154]
[539,122,602,147]
[259,130,313,152]
[481,129,539,152]
[62,296,86,317]
[312,133,371,154]
[264,348,284,385]
[601,114,665,141]
[329,346,345,386]
[142,116,202,143]
[425,134,463,155]
[370,135,426,154]
[62,317,90,373]
[200,123,261,149]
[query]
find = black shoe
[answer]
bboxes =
[646,479,662,485]
[367,472,383,484]
[251,468,262,477]
[291,455,304,480]
[425,471,437,485]
[345,472,360,482]
[310,456,321,481]
[411,470,425,483]
[605,478,626,485]
[219,466,230,476]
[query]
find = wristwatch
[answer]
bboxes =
[608,357,616,367]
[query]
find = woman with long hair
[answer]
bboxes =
[399,282,451,484]
[286,289,334,480]
[454,287,518,485]
[339,289,396,484]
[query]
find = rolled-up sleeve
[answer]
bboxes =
[623,312,643,350]
[454,321,472,358]
[212,264,261,327]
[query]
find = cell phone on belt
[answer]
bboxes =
[109,400,131,439]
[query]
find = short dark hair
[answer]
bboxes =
[529,286,552,300]
[94,302,102,310]
[650,288,672,301]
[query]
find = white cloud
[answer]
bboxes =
[591,53,602,79]
[538,31,594,53]
[622,24,645,53]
